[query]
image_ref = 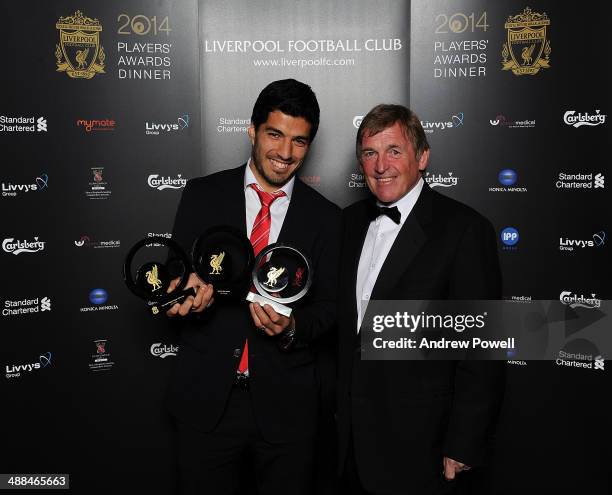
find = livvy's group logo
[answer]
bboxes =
[5,352,53,379]
[502,7,551,76]
[421,112,464,134]
[145,114,189,135]
[2,173,48,197]
[55,10,105,79]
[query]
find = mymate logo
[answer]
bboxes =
[55,10,105,79]
[501,7,551,76]
[145,114,189,135]
[5,352,52,379]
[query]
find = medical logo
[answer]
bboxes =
[502,7,551,76]
[55,10,105,79]
[501,227,519,246]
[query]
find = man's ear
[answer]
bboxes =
[418,149,430,171]
[247,124,256,145]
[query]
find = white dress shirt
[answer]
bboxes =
[244,158,294,242]
[356,177,424,332]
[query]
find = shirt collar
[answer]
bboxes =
[244,158,295,199]
[376,176,424,225]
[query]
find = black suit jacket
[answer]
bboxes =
[337,182,505,494]
[165,165,340,442]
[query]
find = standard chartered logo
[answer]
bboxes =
[37,117,47,131]
[594,173,605,188]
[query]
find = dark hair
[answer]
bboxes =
[356,104,429,160]
[251,79,320,141]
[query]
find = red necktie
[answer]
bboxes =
[237,184,286,375]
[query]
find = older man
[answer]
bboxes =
[337,104,505,494]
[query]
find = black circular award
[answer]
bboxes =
[246,243,313,317]
[192,225,254,299]
[123,236,195,316]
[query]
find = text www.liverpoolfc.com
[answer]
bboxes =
[253,57,356,68]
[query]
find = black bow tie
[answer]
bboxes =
[369,204,401,224]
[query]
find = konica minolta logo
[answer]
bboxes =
[559,291,601,309]
[147,174,187,191]
[2,237,46,255]
[563,110,606,128]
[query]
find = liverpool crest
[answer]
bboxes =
[55,10,105,79]
[502,7,551,76]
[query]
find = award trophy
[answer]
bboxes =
[246,243,312,317]
[123,236,195,316]
[191,225,254,299]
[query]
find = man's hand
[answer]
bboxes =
[166,272,214,317]
[443,457,470,481]
[249,302,294,336]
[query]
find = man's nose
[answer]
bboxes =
[277,138,293,161]
[374,154,388,174]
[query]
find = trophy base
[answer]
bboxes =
[149,287,196,316]
[245,292,292,317]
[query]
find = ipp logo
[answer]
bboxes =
[89,288,108,305]
[498,169,517,186]
[501,227,519,246]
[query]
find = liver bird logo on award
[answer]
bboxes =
[502,7,551,76]
[209,252,225,275]
[55,10,105,79]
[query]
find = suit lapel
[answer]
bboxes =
[345,202,374,338]
[276,178,306,246]
[370,183,433,300]
[225,164,248,235]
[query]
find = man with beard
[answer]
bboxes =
[165,79,340,495]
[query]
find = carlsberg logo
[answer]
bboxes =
[563,110,606,128]
[2,237,46,255]
[150,343,179,358]
[147,174,187,190]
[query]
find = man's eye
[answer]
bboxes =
[390,149,401,156]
